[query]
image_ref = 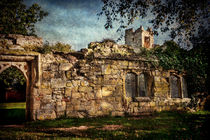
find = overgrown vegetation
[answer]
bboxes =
[139,41,208,95]
[0,111,209,139]
[100,0,209,49]
[35,42,72,54]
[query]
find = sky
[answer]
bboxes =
[24,0,170,50]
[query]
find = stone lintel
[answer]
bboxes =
[0,55,35,61]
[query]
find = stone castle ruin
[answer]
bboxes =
[125,26,154,53]
[0,27,190,120]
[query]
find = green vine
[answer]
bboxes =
[139,41,208,94]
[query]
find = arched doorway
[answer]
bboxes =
[0,66,27,124]
[0,54,41,121]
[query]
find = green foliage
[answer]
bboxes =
[153,41,187,71]
[35,42,72,54]
[100,0,209,48]
[0,0,48,35]
[144,41,208,94]
[0,67,26,91]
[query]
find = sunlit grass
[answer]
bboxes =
[0,102,26,109]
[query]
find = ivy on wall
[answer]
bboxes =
[139,41,208,94]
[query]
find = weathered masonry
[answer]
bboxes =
[0,32,190,120]
[125,26,154,53]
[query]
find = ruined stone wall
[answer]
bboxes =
[0,34,43,50]
[0,35,191,120]
[36,42,190,120]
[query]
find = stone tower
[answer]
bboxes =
[125,26,154,53]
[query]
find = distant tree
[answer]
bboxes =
[99,0,209,48]
[0,0,48,35]
[0,67,26,91]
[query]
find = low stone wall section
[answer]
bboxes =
[36,53,190,120]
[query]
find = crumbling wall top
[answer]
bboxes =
[0,34,43,51]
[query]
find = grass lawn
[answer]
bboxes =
[0,110,209,139]
[0,102,26,124]
[0,102,26,109]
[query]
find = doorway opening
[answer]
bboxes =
[0,66,26,124]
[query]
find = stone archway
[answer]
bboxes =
[0,54,41,120]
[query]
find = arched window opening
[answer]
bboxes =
[138,74,146,97]
[144,73,154,97]
[125,73,137,98]
[170,75,182,98]
[181,77,188,98]
[125,72,154,98]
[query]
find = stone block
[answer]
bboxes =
[15,35,43,47]
[81,80,89,86]
[72,80,80,87]
[102,64,112,75]
[100,101,113,111]
[50,63,58,71]
[40,103,54,110]
[85,92,95,100]
[56,101,66,111]
[66,81,73,87]
[65,71,71,79]
[72,92,82,99]
[115,97,122,103]
[65,87,71,96]
[101,87,113,97]
[103,78,119,85]
[133,107,139,113]
[139,102,149,107]
[59,63,73,71]
[40,88,52,95]
[106,97,115,103]
[42,71,54,81]
[111,112,124,117]
[129,102,138,108]
[42,63,51,71]
[78,86,93,93]
[51,78,66,88]
[150,102,156,107]
[120,61,129,67]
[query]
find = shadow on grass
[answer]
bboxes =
[0,111,209,139]
[0,109,25,125]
